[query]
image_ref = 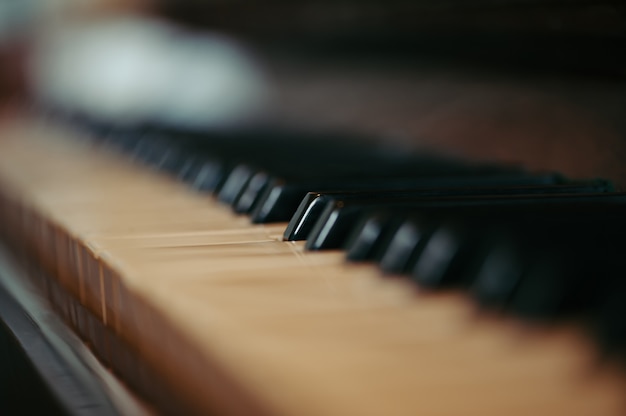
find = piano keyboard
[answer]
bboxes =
[0,115,625,415]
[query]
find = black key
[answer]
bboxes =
[157,149,184,173]
[471,235,527,308]
[155,126,553,217]
[303,191,626,250]
[197,133,451,209]
[378,217,437,274]
[505,251,570,320]
[303,194,449,250]
[409,220,485,288]
[143,138,201,177]
[177,156,204,182]
[294,192,436,246]
[234,172,272,213]
[442,214,626,320]
[142,139,171,168]
[345,213,401,262]
[187,159,228,192]
[251,172,570,223]
[592,282,626,358]
[285,180,611,242]
[504,229,622,320]
[217,165,255,205]
[284,192,335,241]
[129,136,154,163]
[286,189,472,242]
[407,222,522,292]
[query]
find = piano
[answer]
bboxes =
[0,1,625,415]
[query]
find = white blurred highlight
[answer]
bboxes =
[29,18,268,128]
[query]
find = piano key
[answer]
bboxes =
[251,172,570,224]
[128,136,155,164]
[469,231,589,316]
[176,156,204,182]
[505,252,572,320]
[505,241,622,321]
[592,283,626,357]
[396,212,625,320]
[470,235,527,308]
[156,145,190,174]
[92,122,617,250]
[230,159,529,215]
[286,188,492,243]
[406,221,509,291]
[99,123,587,226]
[216,164,255,204]
[409,220,481,288]
[303,191,626,251]
[187,158,229,193]
[345,212,403,262]
[286,180,612,243]
[322,207,626,321]
[234,171,272,213]
[378,217,437,274]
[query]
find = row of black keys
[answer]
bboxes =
[77,121,626,359]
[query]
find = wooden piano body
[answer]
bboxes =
[0,1,626,414]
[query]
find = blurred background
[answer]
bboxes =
[0,0,625,183]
